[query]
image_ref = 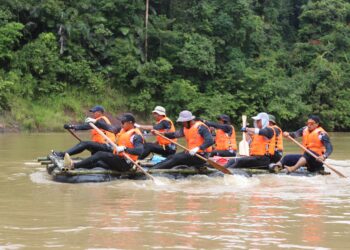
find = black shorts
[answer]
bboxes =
[281,152,324,172]
[303,151,324,172]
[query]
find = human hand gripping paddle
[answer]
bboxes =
[287,135,347,178]
[152,130,232,175]
[239,115,250,156]
[88,123,164,185]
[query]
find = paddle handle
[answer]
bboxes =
[242,115,247,141]
[88,123,155,181]
[153,130,232,174]
[287,135,346,178]
[153,130,206,161]
[66,128,82,142]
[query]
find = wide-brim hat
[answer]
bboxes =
[177,110,195,122]
[152,106,166,116]
[252,112,269,121]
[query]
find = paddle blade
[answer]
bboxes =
[239,140,250,156]
[206,158,232,175]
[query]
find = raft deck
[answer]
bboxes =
[37,155,329,183]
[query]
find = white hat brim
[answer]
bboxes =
[177,116,195,122]
[152,110,166,116]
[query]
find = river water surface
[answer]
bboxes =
[0,132,350,249]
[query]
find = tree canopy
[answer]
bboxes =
[0,0,349,131]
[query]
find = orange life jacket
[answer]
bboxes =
[90,116,116,144]
[114,128,144,161]
[215,125,237,151]
[156,117,177,146]
[183,121,212,153]
[302,127,326,156]
[272,125,283,151]
[250,126,275,156]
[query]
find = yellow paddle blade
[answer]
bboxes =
[206,158,232,175]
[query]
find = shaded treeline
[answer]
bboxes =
[0,0,350,131]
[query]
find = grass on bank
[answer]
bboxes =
[2,87,128,132]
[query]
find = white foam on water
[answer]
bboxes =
[325,220,350,225]
[3,226,52,231]
[86,248,120,250]
[100,226,139,232]
[106,173,260,195]
[223,174,260,188]
[327,159,350,167]
[278,244,330,250]
[43,244,65,248]
[87,248,119,250]
[53,226,92,233]
[0,244,25,250]
[29,171,58,184]
[323,159,350,177]
[24,161,41,166]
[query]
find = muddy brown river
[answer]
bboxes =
[0,132,349,249]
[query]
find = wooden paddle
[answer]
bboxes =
[287,135,347,178]
[239,115,250,156]
[88,123,162,184]
[152,130,232,175]
[66,128,82,142]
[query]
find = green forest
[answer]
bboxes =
[1,0,350,131]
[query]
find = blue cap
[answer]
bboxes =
[89,105,104,113]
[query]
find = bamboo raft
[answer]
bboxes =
[37,155,330,183]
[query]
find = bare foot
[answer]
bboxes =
[63,153,74,170]
[285,166,296,173]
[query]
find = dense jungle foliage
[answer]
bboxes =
[0,0,350,131]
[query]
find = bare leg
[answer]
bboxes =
[285,156,307,173]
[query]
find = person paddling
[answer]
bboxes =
[225,112,274,169]
[268,114,284,163]
[137,106,177,159]
[151,110,214,169]
[64,113,144,171]
[52,105,118,158]
[204,114,237,157]
[271,115,333,174]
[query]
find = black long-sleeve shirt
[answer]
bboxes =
[290,126,333,157]
[93,120,121,134]
[153,120,172,131]
[124,134,144,156]
[204,121,233,135]
[78,120,141,154]
[164,124,214,150]
[256,127,274,139]
[73,118,122,134]
[272,126,281,137]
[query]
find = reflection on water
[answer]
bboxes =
[0,132,350,249]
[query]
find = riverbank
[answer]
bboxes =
[0,87,139,132]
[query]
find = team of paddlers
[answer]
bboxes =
[52,105,333,174]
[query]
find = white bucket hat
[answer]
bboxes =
[177,110,195,122]
[152,106,166,116]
